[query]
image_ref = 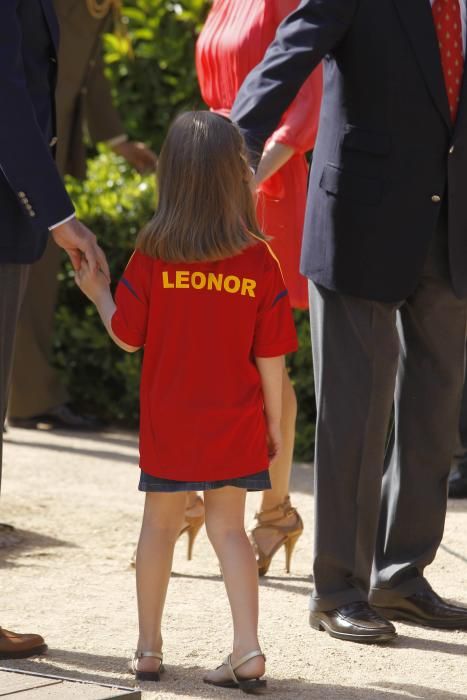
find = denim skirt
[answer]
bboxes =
[139,469,271,493]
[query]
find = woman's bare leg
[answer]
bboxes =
[254,368,299,558]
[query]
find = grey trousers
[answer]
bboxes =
[309,226,467,611]
[0,264,29,492]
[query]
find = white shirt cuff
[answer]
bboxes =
[106,134,128,148]
[49,213,76,231]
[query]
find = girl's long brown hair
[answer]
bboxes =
[136,111,264,262]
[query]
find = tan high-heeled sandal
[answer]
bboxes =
[203,649,266,694]
[180,494,205,560]
[251,496,303,576]
[130,650,164,682]
[130,494,205,567]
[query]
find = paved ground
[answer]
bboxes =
[0,427,466,699]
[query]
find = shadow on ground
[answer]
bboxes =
[0,529,76,569]
[3,437,139,465]
[2,653,467,699]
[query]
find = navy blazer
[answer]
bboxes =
[0,0,74,264]
[232,0,467,302]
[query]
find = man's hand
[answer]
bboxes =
[51,218,110,281]
[112,140,157,174]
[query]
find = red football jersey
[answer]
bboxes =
[111,241,298,481]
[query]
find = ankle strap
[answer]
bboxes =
[231,649,265,673]
[134,651,163,661]
[255,496,293,521]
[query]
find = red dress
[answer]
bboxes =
[111,243,298,481]
[196,0,323,309]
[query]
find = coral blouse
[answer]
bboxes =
[196,0,323,308]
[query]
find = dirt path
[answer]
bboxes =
[1,427,466,699]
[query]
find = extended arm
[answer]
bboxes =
[75,262,141,353]
[85,39,157,174]
[231,0,357,163]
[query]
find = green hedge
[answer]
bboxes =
[53,0,314,461]
[102,0,209,150]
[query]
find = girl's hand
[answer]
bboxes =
[75,259,110,304]
[267,420,282,462]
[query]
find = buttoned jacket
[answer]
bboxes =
[0,0,74,264]
[232,0,467,302]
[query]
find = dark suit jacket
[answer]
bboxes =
[0,0,74,264]
[232,0,467,302]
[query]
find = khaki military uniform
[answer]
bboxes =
[9,0,125,418]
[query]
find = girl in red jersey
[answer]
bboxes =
[75,112,297,692]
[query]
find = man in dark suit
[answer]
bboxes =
[0,0,108,658]
[232,0,467,642]
[8,0,156,431]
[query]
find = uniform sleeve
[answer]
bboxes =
[111,251,152,348]
[231,0,357,165]
[253,247,298,357]
[85,41,126,144]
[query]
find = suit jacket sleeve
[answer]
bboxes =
[85,41,126,144]
[231,0,357,163]
[0,0,74,233]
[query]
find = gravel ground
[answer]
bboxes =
[0,427,466,699]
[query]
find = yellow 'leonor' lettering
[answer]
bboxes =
[162,271,174,288]
[224,275,241,294]
[176,271,190,288]
[162,270,256,297]
[207,273,223,291]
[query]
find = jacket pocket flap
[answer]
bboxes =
[343,125,391,156]
[319,164,383,205]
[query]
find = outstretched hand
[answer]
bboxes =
[52,218,110,281]
[112,140,158,174]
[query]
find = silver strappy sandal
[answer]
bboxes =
[130,650,164,682]
[203,649,266,694]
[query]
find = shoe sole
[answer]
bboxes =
[309,615,397,644]
[0,644,48,660]
[374,607,467,630]
[204,679,267,694]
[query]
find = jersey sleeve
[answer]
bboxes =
[253,245,298,357]
[111,251,152,348]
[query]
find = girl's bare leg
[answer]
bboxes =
[203,487,265,683]
[135,491,186,673]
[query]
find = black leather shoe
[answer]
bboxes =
[373,589,467,629]
[9,404,103,431]
[448,467,467,498]
[309,601,397,643]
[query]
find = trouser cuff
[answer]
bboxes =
[369,577,431,605]
[309,587,366,612]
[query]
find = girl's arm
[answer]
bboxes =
[75,261,141,353]
[255,355,285,460]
